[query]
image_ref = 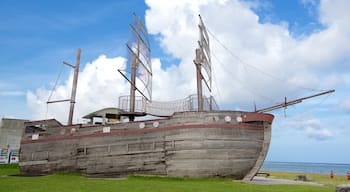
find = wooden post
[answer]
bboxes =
[68,48,81,125]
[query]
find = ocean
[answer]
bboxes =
[261,161,350,176]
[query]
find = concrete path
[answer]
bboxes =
[250,176,323,186]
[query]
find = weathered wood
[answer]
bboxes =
[19,111,273,180]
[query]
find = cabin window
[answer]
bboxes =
[92,117,103,125]
[106,113,119,123]
[106,113,117,119]
[25,125,45,133]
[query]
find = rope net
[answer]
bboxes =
[118,94,219,117]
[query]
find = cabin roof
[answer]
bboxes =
[82,107,126,119]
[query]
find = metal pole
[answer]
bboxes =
[68,48,81,125]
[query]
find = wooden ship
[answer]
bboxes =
[19,15,334,181]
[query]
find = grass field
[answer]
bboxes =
[1,164,349,192]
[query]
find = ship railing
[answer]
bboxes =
[118,94,219,117]
[118,95,147,113]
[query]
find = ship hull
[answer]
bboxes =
[19,111,273,180]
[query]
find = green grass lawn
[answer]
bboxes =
[1,164,346,192]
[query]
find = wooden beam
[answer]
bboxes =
[255,89,335,113]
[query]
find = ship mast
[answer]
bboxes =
[194,15,212,111]
[118,14,152,121]
[194,15,334,114]
[67,48,81,124]
[128,15,145,122]
[129,45,137,121]
[47,48,81,125]
[194,48,204,111]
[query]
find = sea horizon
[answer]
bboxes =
[262,161,350,175]
[265,160,350,166]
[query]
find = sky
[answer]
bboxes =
[0,0,349,164]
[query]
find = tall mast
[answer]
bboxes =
[68,48,81,125]
[129,52,137,121]
[47,48,81,125]
[129,15,143,122]
[118,14,152,121]
[194,49,203,111]
[194,15,212,111]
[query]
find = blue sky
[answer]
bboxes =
[1,0,350,164]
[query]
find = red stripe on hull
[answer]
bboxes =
[21,123,264,144]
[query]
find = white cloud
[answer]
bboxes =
[26,55,129,123]
[280,116,334,140]
[319,0,350,27]
[302,118,321,128]
[282,116,321,129]
[0,91,25,96]
[339,99,350,113]
[145,0,350,109]
[306,126,333,140]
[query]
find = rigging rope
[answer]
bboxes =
[211,57,222,107]
[46,63,65,118]
[47,63,65,102]
[211,51,276,103]
[206,27,323,93]
[291,90,333,117]
[274,91,333,119]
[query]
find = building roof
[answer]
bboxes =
[82,107,127,119]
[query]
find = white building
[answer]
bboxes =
[0,118,27,164]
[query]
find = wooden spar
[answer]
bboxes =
[255,89,335,113]
[129,53,137,122]
[47,99,71,104]
[46,48,81,125]
[117,69,150,102]
[68,48,81,125]
[194,48,203,111]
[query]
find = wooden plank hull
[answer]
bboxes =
[19,111,273,180]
